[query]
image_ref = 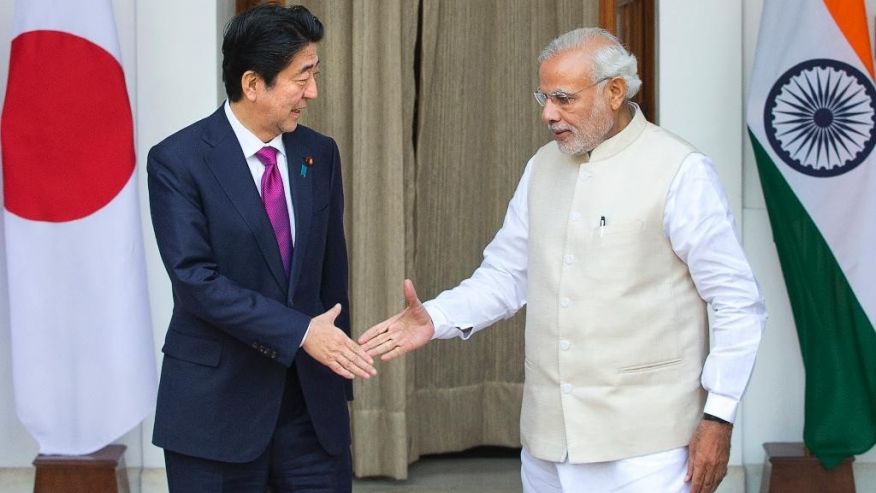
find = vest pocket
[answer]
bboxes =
[617,358,682,374]
[590,219,645,244]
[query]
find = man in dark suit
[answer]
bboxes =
[147,5,375,492]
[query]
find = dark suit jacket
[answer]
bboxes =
[147,107,352,463]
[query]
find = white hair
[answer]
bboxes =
[538,28,641,100]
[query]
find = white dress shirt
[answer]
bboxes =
[424,151,766,424]
[224,101,310,345]
[224,101,296,244]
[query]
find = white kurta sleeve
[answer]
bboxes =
[664,152,767,423]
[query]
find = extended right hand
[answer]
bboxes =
[358,279,435,361]
[302,303,377,380]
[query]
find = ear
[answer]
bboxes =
[240,70,262,102]
[606,77,628,111]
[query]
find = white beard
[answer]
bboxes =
[552,97,614,156]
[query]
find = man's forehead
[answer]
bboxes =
[290,46,319,73]
[539,51,593,86]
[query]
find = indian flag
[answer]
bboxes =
[747,0,876,468]
[1,0,157,454]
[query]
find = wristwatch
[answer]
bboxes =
[703,413,732,425]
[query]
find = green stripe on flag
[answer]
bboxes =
[749,130,876,468]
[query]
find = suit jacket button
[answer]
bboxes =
[271,351,277,359]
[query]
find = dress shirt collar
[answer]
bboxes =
[223,100,286,160]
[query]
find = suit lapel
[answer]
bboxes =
[283,131,313,299]
[201,109,288,293]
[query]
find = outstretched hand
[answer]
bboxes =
[358,279,435,361]
[302,303,376,380]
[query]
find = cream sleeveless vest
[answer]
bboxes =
[522,107,708,463]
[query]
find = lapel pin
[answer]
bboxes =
[300,156,314,177]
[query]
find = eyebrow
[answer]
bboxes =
[537,87,573,95]
[298,59,320,75]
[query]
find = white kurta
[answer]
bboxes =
[424,151,765,424]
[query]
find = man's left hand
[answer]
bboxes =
[685,419,732,493]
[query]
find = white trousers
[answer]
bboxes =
[521,446,690,493]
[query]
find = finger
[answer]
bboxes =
[704,475,718,493]
[345,346,377,376]
[357,323,383,344]
[358,314,400,345]
[703,469,716,493]
[365,341,393,357]
[326,303,342,322]
[403,279,421,308]
[685,445,695,481]
[329,360,355,380]
[380,343,406,362]
[336,351,373,379]
[347,341,374,365]
[690,464,706,493]
[706,466,725,493]
[365,335,396,357]
[360,329,390,351]
[345,356,374,379]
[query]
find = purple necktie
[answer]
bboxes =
[254,146,292,275]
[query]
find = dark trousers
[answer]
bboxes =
[164,367,352,493]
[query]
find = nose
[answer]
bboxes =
[541,100,560,124]
[304,75,318,100]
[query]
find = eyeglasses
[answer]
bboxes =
[533,76,614,107]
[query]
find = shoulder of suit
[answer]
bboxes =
[151,111,220,155]
[287,124,336,149]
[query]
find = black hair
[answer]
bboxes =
[222,4,324,102]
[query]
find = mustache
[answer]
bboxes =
[549,123,573,132]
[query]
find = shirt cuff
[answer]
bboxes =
[423,301,473,340]
[299,323,312,347]
[704,392,739,423]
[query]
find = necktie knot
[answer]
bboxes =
[255,146,278,169]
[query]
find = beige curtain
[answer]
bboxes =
[296,0,597,479]
[296,0,418,479]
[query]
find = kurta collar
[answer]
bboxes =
[586,102,647,164]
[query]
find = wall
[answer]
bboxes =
[659,0,876,490]
[0,0,874,491]
[657,0,746,470]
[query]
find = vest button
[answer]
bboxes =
[562,383,573,394]
[560,297,570,308]
[563,254,574,265]
[560,340,571,351]
[569,212,581,222]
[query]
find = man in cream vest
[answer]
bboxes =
[360,28,765,493]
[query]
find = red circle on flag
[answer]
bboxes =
[1,30,135,222]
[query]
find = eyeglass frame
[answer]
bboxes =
[533,75,616,108]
